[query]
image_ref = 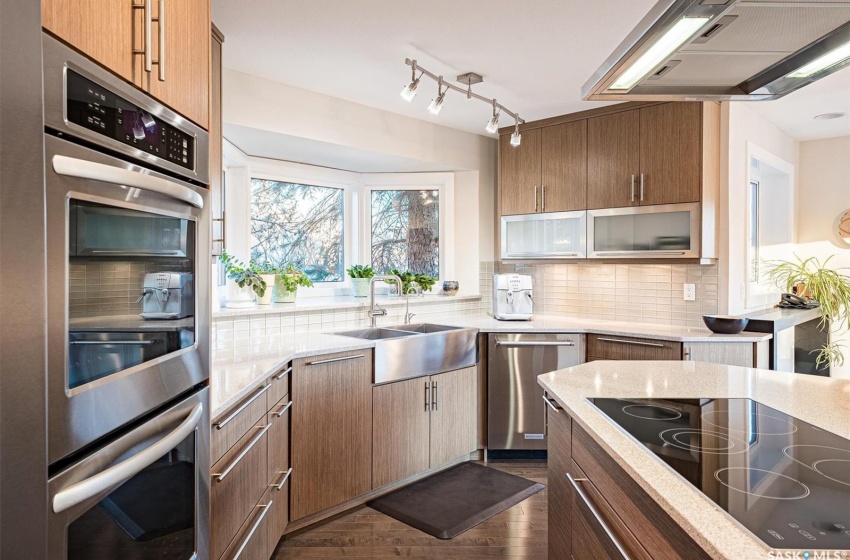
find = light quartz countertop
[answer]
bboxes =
[537,361,850,559]
[212,294,482,318]
[211,313,770,419]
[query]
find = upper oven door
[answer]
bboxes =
[45,133,210,465]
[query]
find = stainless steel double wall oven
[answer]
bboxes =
[43,35,211,560]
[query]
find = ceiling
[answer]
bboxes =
[213,0,850,143]
[744,68,850,142]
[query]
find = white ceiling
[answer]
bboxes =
[744,68,850,142]
[213,0,850,145]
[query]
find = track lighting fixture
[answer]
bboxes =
[400,61,421,102]
[401,58,525,143]
[428,77,447,115]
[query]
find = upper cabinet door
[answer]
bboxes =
[639,103,702,206]
[141,0,210,129]
[587,111,640,210]
[500,128,541,216]
[43,0,135,83]
[541,120,587,212]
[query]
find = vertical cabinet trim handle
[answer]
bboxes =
[131,1,152,72]
[640,173,645,202]
[630,174,635,202]
[232,501,273,560]
[533,185,538,212]
[157,0,166,81]
[567,474,632,560]
[425,381,431,412]
[431,381,438,411]
[541,185,546,212]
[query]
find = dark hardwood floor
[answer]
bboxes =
[273,461,548,559]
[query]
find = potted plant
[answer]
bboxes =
[766,255,850,368]
[250,261,278,305]
[220,252,266,308]
[385,269,438,295]
[273,264,313,303]
[346,265,375,297]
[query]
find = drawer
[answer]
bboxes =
[267,394,291,485]
[267,363,292,406]
[587,334,682,361]
[211,417,270,560]
[571,423,711,560]
[570,459,650,560]
[212,383,270,464]
[219,487,274,560]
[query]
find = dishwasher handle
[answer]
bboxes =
[495,340,576,348]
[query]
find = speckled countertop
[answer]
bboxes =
[537,361,850,559]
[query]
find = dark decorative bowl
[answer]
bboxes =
[703,315,749,334]
[442,281,459,296]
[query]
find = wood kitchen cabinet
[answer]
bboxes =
[290,349,373,521]
[546,396,573,560]
[42,0,210,129]
[587,334,682,361]
[372,366,478,488]
[587,109,641,210]
[500,122,587,215]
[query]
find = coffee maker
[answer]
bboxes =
[139,272,194,320]
[493,274,533,320]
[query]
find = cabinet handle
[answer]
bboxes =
[567,474,631,560]
[541,185,546,212]
[271,468,292,491]
[542,395,562,413]
[425,381,431,412]
[212,424,270,482]
[640,173,645,202]
[213,384,270,430]
[132,0,152,73]
[306,354,364,366]
[534,185,538,212]
[596,337,665,348]
[232,501,273,560]
[157,0,166,81]
[273,401,292,418]
[274,366,292,381]
[630,175,635,202]
[496,340,575,348]
[431,381,438,411]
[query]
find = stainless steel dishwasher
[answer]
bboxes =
[487,333,582,455]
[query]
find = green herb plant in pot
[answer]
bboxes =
[220,252,266,309]
[385,269,438,295]
[274,264,313,303]
[250,261,278,305]
[347,265,375,298]
[766,255,850,369]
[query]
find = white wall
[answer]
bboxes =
[720,103,799,315]
[796,135,850,379]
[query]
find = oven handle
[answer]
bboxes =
[52,154,204,209]
[52,402,203,514]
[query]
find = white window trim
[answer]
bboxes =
[361,172,454,290]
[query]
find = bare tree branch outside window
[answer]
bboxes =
[250,179,344,282]
[371,189,439,277]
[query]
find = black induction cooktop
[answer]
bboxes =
[590,397,850,551]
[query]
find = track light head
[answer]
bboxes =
[510,121,521,147]
[401,61,421,102]
[428,77,446,115]
[485,99,500,133]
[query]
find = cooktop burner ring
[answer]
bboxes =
[783,445,850,487]
[714,468,811,500]
[659,428,751,454]
[812,459,850,487]
[621,404,683,421]
[701,411,798,436]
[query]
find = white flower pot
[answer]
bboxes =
[225,280,255,309]
[350,278,371,297]
[257,274,276,305]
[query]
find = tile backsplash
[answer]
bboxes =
[479,261,718,327]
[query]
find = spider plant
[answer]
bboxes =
[766,255,850,368]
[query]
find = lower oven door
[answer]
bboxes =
[48,388,210,560]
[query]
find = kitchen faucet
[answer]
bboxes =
[368,275,402,328]
[404,283,423,324]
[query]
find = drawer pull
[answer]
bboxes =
[567,473,631,560]
[496,340,575,347]
[272,468,292,491]
[212,424,270,482]
[543,395,562,413]
[273,401,292,418]
[274,366,292,381]
[232,501,273,560]
[306,354,364,366]
[213,385,270,430]
[596,337,665,348]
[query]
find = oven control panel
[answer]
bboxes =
[65,70,195,171]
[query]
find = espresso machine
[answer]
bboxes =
[493,274,533,320]
[139,272,194,320]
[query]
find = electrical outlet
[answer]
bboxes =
[684,283,696,301]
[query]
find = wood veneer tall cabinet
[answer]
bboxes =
[42,0,210,129]
[290,350,373,521]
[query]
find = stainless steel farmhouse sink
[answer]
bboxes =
[333,323,479,384]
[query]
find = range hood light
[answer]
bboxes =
[786,42,850,78]
[609,16,711,91]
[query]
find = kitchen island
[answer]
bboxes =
[538,361,850,559]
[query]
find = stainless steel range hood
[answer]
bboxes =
[582,0,850,101]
